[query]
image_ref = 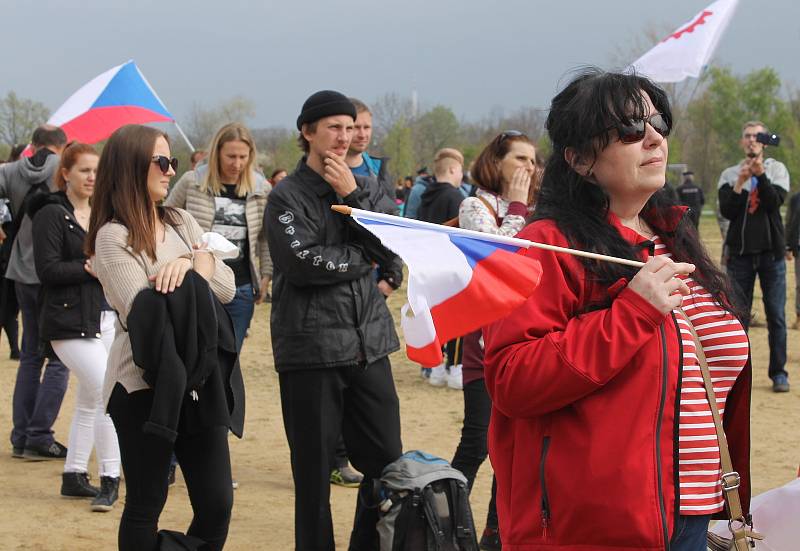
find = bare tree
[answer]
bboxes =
[460,106,546,150]
[185,95,256,149]
[370,92,414,143]
[0,91,51,145]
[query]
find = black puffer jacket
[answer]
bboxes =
[31,191,105,341]
[266,159,402,371]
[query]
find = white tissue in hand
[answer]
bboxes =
[200,232,239,259]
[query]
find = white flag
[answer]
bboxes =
[629,0,739,83]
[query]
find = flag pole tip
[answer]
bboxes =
[331,205,352,215]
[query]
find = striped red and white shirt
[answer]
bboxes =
[649,236,748,515]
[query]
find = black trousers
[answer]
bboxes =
[451,378,498,529]
[279,357,402,551]
[108,384,233,551]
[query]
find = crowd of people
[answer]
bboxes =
[0,67,794,550]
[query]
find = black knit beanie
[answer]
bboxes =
[296,90,356,130]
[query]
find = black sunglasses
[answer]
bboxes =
[152,155,178,174]
[612,113,671,144]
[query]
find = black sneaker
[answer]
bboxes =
[9,350,20,360]
[12,446,24,458]
[61,472,100,498]
[91,476,120,512]
[23,440,68,461]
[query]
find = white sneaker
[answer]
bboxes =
[429,364,447,387]
[447,364,463,390]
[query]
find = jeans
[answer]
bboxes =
[51,311,120,477]
[451,378,498,529]
[726,252,787,379]
[223,283,255,352]
[279,358,402,551]
[794,254,800,316]
[669,514,711,551]
[108,384,233,551]
[10,282,69,449]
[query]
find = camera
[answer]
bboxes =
[756,132,780,146]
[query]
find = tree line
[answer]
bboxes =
[2,66,799,203]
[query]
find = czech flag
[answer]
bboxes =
[47,60,175,143]
[348,208,542,367]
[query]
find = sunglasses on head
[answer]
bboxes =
[152,155,178,173]
[612,113,671,144]
[499,130,524,142]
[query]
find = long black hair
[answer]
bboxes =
[534,68,738,315]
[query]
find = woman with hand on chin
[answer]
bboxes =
[483,69,752,551]
[32,143,121,512]
[452,130,538,550]
[87,125,236,551]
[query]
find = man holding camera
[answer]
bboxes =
[718,120,790,392]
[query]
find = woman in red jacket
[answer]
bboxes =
[483,68,752,551]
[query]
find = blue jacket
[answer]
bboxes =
[404,176,434,219]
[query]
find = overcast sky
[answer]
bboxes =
[1,0,798,130]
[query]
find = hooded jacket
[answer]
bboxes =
[31,191,105,342]
[417,180,464,224]
[483,210,751,550]
[265,158,402,371]
[0,148,60,284]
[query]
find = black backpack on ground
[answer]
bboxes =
[365,450,479,551]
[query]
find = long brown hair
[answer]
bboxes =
[471,132,537,205]
[54,142,98,191]
[86,125,180,261]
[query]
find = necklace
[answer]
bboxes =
[74,208,90,229]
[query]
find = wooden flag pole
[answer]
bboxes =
[332,205,645,269]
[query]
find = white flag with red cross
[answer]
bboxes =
[629,0,739,83]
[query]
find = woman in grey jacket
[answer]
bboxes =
[166,123,271,351]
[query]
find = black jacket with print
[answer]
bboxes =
[265,158,402,372]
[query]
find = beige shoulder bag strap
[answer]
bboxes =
[442,195,500,228]
[676,308,763,551]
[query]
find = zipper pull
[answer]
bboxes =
[190,390,199,401]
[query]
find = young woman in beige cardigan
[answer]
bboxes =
[86,124,236,551]
[165,122,271,351]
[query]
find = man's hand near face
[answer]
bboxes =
[750,154,765,177]
[323,151,358,197]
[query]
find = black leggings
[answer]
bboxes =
[108,384,233,551]
[451,378,498,529]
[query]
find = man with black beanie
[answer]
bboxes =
[265,90,403,550]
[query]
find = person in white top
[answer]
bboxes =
[452,130,538,549]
